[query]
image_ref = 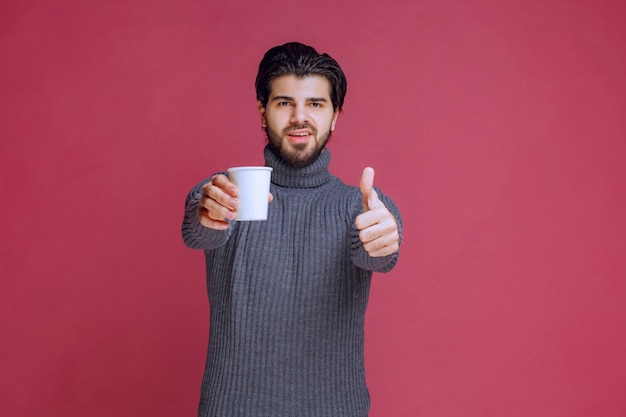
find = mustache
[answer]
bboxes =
[284,123,317,135]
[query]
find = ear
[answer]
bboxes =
[257,100,267,127]
[330,109,339,131]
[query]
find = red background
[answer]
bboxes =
[2,1,625,416]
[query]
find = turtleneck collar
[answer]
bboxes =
[264,145,333,188]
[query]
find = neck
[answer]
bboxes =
[264,145,332,188]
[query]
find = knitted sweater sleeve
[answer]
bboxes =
[181,178,231,250]
[350,187,403,273]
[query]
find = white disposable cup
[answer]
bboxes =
[227,166,273,221]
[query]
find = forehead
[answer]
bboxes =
[268,74,331,99]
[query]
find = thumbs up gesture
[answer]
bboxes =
[355,167,400,257]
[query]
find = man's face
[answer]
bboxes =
[259,74,339,168]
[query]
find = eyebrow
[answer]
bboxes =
[271,96,329,103]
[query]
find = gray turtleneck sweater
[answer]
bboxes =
[182,146,402,417]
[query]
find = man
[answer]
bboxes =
[182,42,402,417]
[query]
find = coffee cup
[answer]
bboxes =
[227,166,273,221]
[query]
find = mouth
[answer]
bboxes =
[286,128,313,144]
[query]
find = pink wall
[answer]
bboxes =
[2,1,625,416]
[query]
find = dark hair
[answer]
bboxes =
[255,42,347,112]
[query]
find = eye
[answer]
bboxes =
[278,101,291,106]
[310,102,321,108]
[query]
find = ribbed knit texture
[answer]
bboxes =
[182,146,402,417]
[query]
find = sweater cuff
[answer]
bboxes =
[181,178,230,249]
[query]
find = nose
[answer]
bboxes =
[290,103,308,124]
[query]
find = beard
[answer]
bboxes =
[265,123,333,168]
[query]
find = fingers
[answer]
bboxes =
[362,237,399,257]
[197,174,239,229]
[197,208,230,230]
[209,174,238,201]
[357,212,400,257]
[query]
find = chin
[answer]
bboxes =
[279,147,319,168]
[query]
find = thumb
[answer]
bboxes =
[360,167,376,212]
